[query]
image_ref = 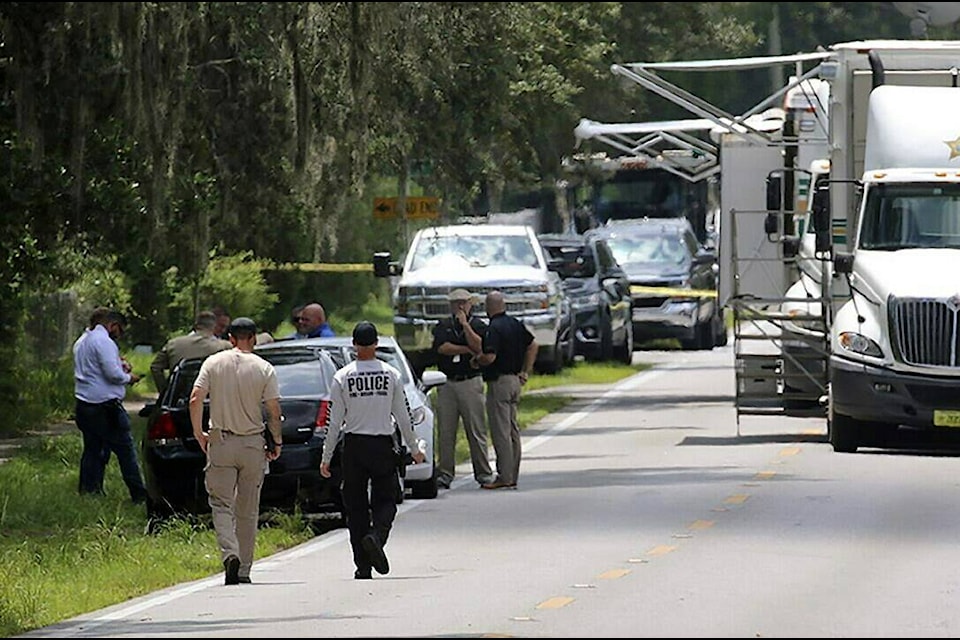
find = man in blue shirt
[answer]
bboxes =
[73,308,147,502]
[292,302,335,339]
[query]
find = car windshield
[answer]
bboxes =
[605,234,689,267]
[410,234,539,270]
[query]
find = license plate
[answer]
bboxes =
[934,410,960,427]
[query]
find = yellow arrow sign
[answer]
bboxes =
[373,196,440,220]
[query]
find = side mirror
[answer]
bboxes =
[812,185,831,253]
[373,252,400,278]
[764,171,784,235]
[783,236,801,258]
[766,171,783,211]
[835,251,854,274]
[421,370,447,391]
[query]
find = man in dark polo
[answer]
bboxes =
[431,289,494,488]
[473,290,538,490]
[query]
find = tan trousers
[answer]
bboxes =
[436,377,493,483]
[486,375,522,485]
[205,431,266,579]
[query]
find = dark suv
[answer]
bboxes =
[588,218,726,350]
[140,344,344,533]
[539,233,633,363]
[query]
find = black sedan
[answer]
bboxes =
[539,233,634,363]
[140,344,344,533]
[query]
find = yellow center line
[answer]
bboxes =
[755,470,776,480]
[688,519,714,530]
[598,569,631,580]
[779,447,801,457]
[536,597,575,610]
[647,544,677,556]
[724,494,749,504]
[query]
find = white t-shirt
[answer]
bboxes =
[322,358,416,464]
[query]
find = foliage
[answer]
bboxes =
[166,250,280,331]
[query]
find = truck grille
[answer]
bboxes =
[891,297,960,367]
[402,285,548,319]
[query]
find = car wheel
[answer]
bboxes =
[613,321,634,364]
[599,316,613,360]
[410,469,439,499]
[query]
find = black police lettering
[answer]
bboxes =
[345,372,391,397]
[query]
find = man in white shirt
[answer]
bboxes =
[321,321,425,579]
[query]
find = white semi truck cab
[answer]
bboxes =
[822,42,960,452]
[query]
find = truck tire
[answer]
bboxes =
[829,410,862,454]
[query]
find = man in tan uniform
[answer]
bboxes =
[189,317,282,585]
[151,311,231,392]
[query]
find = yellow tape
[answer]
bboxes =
[272,263,373,273]
[630,285,717,298]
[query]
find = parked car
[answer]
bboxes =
[538,232,633,363]
[372,223,567,376]
[269,335,447,500]
[587,218,727,350]
[140,344,344,533]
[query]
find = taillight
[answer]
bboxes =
[315,400,331,436]
[148,413,178,440]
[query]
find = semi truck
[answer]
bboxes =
[611,39,960,448]
[813,41,960,452]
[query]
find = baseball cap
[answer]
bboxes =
[448,288,476,302]
[352,321,378,347]
[228,317,258,335]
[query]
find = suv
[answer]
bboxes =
[588,218,726,350]
[373,223,566,375]
[538,233,633,363]
[141,345,344,533]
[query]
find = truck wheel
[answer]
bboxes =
[829,411,862,454]
[613,322,634,364]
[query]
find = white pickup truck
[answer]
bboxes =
[373,223,566,376]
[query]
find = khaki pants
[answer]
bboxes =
[436,376,493,483]
[205,431,266,579]
[486,375,522,485]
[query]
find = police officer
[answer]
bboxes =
[431,288,494,488]
[321,321,425,579]
[473,291,538,490]
[190,317,282,586]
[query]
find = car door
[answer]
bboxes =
[685,228,718,320]
[594,239,632,340]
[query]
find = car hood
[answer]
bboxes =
[854,249,960,301]
[401,264,549,287]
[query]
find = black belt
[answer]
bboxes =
[447,374,480,382]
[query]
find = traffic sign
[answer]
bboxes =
[373,196,440,220]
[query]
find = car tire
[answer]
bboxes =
[829,407,862,454]
[613,321,634,364]
[410,469,439,499]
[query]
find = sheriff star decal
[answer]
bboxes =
[946,135,960,160]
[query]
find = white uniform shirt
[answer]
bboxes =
[321,358,416,465]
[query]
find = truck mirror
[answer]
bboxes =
[373,252,396,278]
[835,251,854,275]
[812,185,831,253]
[783,236,800,258]
[766,171,783,212]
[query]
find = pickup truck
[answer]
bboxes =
[373,223,566,376]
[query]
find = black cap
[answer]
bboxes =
[352,321,378,347]
[228,317,258,336]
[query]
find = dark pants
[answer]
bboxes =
[75,399,147,501]
[341,433,400,574]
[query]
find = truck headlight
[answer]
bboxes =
[837,331,883,358]
[571,292,600,309]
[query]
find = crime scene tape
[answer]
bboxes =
[630,285,717,298]
[272,263,373,272]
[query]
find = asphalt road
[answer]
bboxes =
[21,344,960,638]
